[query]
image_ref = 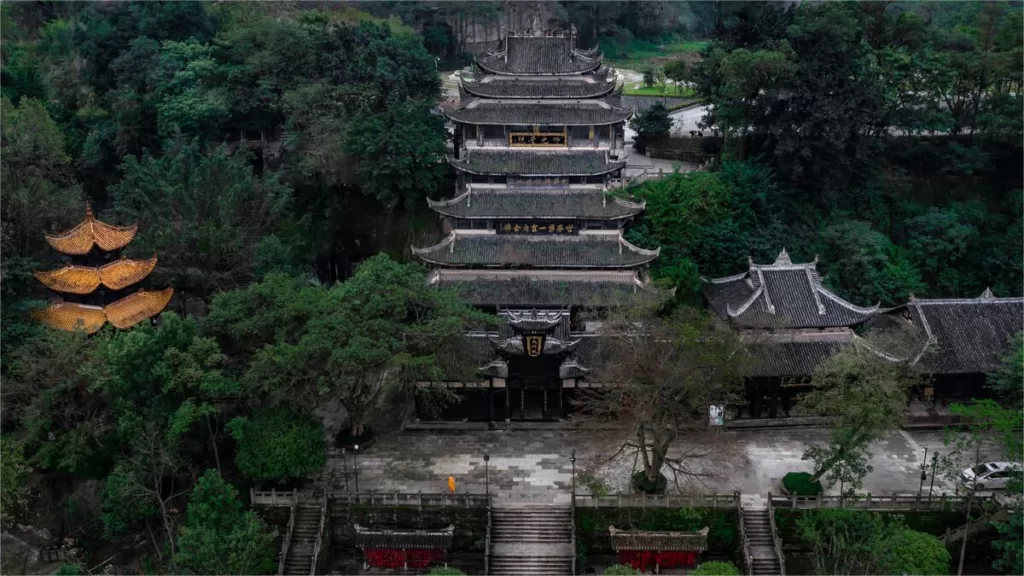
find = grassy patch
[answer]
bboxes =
[622,84,697,97]
[781,472,824,496]
[604,38,710,70]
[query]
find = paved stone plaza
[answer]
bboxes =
[325,428,982,503]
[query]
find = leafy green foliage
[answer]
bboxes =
[801,345,921,485]
[231,407,326,484]
[795,509,950,575]
[344,100,448,208]
[781,472,823,497]
[690,561,740,576]
[989,333,1023,410]
[628,102,671,154]
[54,564,83,576]
[177,470,277,575]
[245,255,492,436]
[427,568,467,576]
[111,140,295,299]
[0,437,30,528]
[603,565,641,576]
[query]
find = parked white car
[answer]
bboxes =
[959,462,1023,490]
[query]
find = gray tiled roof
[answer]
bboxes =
[908,294,1024,374]
[430,270,667,307]
[449,150,626,176]
[609,527,709,552]
[703,249,879,329]
[353,524,454,550]
[427,189,644,220]
[447,100,631,126]
[741,331,854,378]
[477,35,602,75]
[462,76,617,99]
[413,232,659,268]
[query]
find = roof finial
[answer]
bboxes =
[979,287,995,299]
[85,200,95,220]
[774,247,792,265]
[908,292,916,302]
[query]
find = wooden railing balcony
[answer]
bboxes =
[769,492,994,512]
[574,493,738,509]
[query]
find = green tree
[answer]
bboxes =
[0,436,30,529]
[989,333,1023,410]
[940,399,1023,576]
[574,307,745,493]
[344,100,448,208]
[111,140,294,301]
[230,407,326,484]
[818,220,926,306]
[176,470,276,575]
[796,510,949,575]
[663,60,690,93]
[149,39,229,141]
[0,97,82,296]
[629,102,671,154]
[801,345,920,486]
[245,255,491,436]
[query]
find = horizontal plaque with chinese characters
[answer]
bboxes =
[509,132,567,147]
[497,221,578,235]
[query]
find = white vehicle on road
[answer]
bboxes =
[959,462,1023,491]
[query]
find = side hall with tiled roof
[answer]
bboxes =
[702,248,880,329]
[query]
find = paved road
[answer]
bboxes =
[324,428,985,504]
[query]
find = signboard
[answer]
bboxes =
[709,405,725,427]
[498,221,577,235]
[509,132,567,147]
[523,334,545,357]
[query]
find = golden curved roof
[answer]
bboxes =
[45,203,138,255]
[35,257,159,294]
[104,287,174,329]
[32,303,107,335]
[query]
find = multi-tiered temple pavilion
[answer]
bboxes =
[414,29,661,421]
[33,203,173,334]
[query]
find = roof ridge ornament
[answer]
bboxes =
[979,287,995,299]
[774,247,792,266]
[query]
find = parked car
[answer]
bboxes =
[959,462,1023,490]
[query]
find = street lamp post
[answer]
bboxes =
[353,444,360,494]
[918,447,929,496]
[570,450,577,503]
[928,452,939,498]
[484,454,490,499]
[342,448,350,492]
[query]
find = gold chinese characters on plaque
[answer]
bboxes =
[523,334,545,357]
[509,132,567,147]
[498,221,576,235]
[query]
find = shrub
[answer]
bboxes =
[782,472,823,496]
[428,568,466,576]
[230,407,326,484]
[630,470,667,494]
[691,561,741,575]
[604,565,641,575]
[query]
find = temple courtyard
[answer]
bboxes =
[323,428,994,504]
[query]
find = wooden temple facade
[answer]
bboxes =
[414,29,662,421]
[33,203,173,334]
[703,249,1024,418]
[416,31,1024,424]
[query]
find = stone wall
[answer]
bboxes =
[327,503,489,574]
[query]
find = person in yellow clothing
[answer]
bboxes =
[447,475,456,494]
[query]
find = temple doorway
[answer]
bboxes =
[508,355,563,421]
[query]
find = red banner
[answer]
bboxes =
[617,550,699,572]
[364,548,446,570]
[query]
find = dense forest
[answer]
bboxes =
[0,1,1021,574]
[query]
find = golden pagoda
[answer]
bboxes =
[33,203,173,334]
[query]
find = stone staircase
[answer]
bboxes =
[743,506,782,576]
[282,504,320,575]
[490,505,574,576]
